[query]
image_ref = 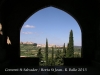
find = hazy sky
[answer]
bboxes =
[20,6,81,46]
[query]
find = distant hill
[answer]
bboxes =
[74,46,81,49]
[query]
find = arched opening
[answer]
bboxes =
[20,6,82,66]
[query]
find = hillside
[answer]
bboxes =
[74,46,81,49]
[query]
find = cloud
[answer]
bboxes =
[24,25,35,28]
[21,31,43,35]
[22,32,33,34]
[33,32,43,35]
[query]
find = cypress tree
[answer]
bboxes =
[66,43,69,58]
[48,57,52,66]
[55,49,59,65]
[55,49,63,65]
[37,48,43,65]
[55,49,58,59]
[63,43,66,58]
[68,30,74,58]
[51,47,54,66]
[45,38,48,66]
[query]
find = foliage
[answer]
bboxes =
[45,38,48,66]
[51,47,55,66]
[74,53,81,58]
[55,49,63,66]
[33,43,37,46]
[66,30,74,58]
[37,48,43,62]
[63,43,66,58]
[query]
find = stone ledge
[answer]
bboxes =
[63,58,92,66]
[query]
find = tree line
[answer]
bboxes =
[37,30,78,66]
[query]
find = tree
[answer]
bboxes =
[48,57,52,66]
[51,47,54,66]
[45,38,48,66]
[66,30,74,58]
[55,49,63,66]
[66,43,69,58]
[33,43,37,46]
[55,49,59,65]
[37,48,43,65]
[63,43,66,58]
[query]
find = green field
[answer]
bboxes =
[20,44,81,58]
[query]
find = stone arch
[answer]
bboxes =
[0,0,99,66]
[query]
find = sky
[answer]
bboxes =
[20,6,81,46]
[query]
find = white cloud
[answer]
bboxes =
[22,32,33,34]
[24,25,35,28]
[21,31,43,35]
